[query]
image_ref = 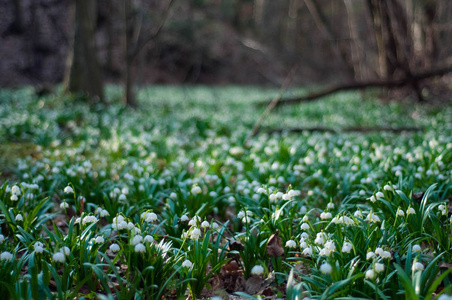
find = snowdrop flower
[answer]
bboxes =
[381,251,391,259]
[182,259,193,268]
[62,246,71,256]
[367,212,380,223]
[10,194,18,201]
[190,228,201,240]
[320,262,332,274]
[354,211,363,218]
[376,192,384,199]
[132,235,143,245]
[365,269,376,280]
[64,186,74,194]
[412,262,424,272]
[60,202,69,209]
[170,192,177,198]
[12,185,20,195]
[82,215,98,225]
[188,219,198,227]
[375,263,385,273]
[396,208,405,217]
[320,212,332,220]
[324,240,336,251]
[118,194,127,201]
[315,233,325,245]
[256,187,266,194]
[144,212,158,222]
[191,186,202,194]
[251,265,264,275]
[135,243,146,253]
[438,204,445,211]
[269,194,277,202]
[0,234,4,244]
[327,202,334,209]
[201,221,210,228]
[53,252,65,263]
[369,195,377,203]
[366,252,376,260]
[301,223,310,230]
[1,251,13,261]
[384,185,392,191]
[95,236,105,244]
[144,235,154,243]
[109,243,120,252]
[285,240,297,248]
[34,244,44,253]
[412,244,421,252]
[375,247,384,256]
[342,242,352,253]
[180,215,189,222]
[302,215,309,222]
[15,214,23,221]
[407,207,416,215]
[302,247,313,256]
[100,209,109,217]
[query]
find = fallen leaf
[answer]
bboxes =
[267,230,284,257]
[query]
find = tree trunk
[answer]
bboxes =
[65,0,104,102]
[123,0,138,107]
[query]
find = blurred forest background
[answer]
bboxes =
[1,0,452,105]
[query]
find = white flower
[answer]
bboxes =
[438,204,446,211]
[365,269,376,280]
[256,187,266,194]
[64,186,74,194]
[144,235,154,243]
[302,247,313,256]
[407,207,416,215]
[11,185,20,195]
[412,244,421,252]
[15,214,23,221]
[237,211,245,219]
[62,246,71,256]
[320,212,332,220]
[367,212,380,223]
[315,233,325,245]
[375,247,384,256]
[34,245,44,253]
[354,210,363,218]
[366,252,376,260]
[109,243,120,252]
[381,251,391,259]
[60,202,69,209]
[0,251,13,261]
[438,295,452,300]
[285,240,297,248]
[324,240,336,251]
[100,209,110,217]
[376,192,384,199]
[135,243,146,253]
[327,202,334,209]
[191,186,202,194]
[53,252,65,263]
[412,262,424,272]
[212,222,219,230]
[369,195,377,203]
[95,236,105,244]
[396,209,404,217]
[144,212,158,222]
[320,262,332,274]
[188,219,197,227]
[0,234,4,244]
[342,242,352,253]
[190,228,201,240]
[132,235,143,245]
[82,215,98,225]
[384,185,392,191]
[301,223,310,231]
[182,259,193,268]
[10,194,18,201]
[180,215,189,222]
[201,221,210,228]
[118,194,127,201]
[251,265,265,275]
[375,263,385,273]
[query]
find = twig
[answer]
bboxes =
[244,66,298,146]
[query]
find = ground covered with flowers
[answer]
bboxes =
[1,86,452,299]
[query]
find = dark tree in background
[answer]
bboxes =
[64,0,104,102]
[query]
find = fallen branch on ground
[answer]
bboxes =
[263,126,423,135]
[258,66,452,107]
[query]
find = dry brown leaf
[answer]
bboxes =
[267,230,284,257]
